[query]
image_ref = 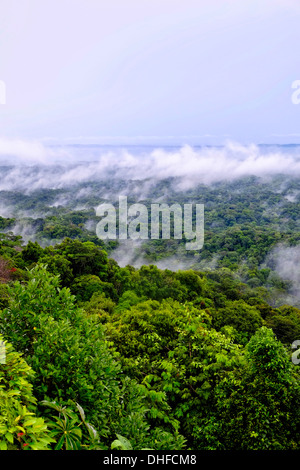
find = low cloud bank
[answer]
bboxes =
[263,244,300,306]
[0,138,300,192]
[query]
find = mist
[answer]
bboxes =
[1,139,300,194]
[262,244,300,306]
[1,138,300,278]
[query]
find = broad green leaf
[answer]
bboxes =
[0,441,7,450]
[54,434,65,450]
[111,434,132,450]
[5,433,14,444]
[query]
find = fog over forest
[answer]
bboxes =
[1,139,300,191]
[0,139,300,306]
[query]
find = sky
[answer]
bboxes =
[0,0,300,146]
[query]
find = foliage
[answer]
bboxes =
[197,327,300,449]
[0,335,54,450]
[41,401,102,450]
[71,274,115,301]
[210,299,264,344]
[2,172,300,451]
[111,434,133,450]
[0,265,185,449]
[104,298,244,447]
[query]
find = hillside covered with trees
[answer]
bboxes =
[2,0,300,454]
[1,228,300,450]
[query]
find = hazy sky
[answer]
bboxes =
[1,0,300,145]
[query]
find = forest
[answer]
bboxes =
[1,169,300,451]
[3,0,300,455]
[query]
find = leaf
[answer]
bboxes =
[7,390,20,397]
[0,441,7,450]
[76,403,85,422]
[54,434,65,450]
[71,428,82,438]
[16,426,26,433]
[41,400,67,415]
[23,418,37,427]
[5,433,14,444]
[111,434,132,450]
[66,434,81,450]
[85,422,99,441]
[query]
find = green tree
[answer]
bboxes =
[71,274,116,301]
[39,249,74,286]
[0,264,183,449]
[20,241,44,265]
[211,299,263,344]
[0,334,54,450]
[54,238,109,279]
[199,327,300,449]
[105,298,244,448]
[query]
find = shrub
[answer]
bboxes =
[0,334,54,450]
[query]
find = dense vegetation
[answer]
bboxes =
[0,231,300,450]
[1,172,300,450]
[1,173,300,305]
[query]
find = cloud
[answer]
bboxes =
[263,244,300,306]
[0,139,300,192]
[266,244,300,276]
[2,137,300,276]
[0,137,48,163]
[0,137,71,164]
